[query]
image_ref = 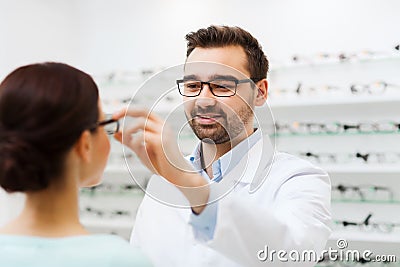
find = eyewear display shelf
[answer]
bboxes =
[80,54,400,258]
[269,54,400,266]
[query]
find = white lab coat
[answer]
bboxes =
[131,135,331,267]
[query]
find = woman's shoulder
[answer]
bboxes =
[85,235,152,266]
[0,233,126,245]
[0,234,152,267]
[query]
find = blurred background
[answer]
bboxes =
[0,1,399,266]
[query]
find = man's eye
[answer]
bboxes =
[212,81,235,90]
[185,82,200,89]
[215,85,231,91]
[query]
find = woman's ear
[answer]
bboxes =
[74,130,92,163]
[254,79,268,106]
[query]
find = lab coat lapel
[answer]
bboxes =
[230,135,273,186]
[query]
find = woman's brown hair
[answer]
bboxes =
[0,62,99,192]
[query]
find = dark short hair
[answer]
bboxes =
[0,62,99,192]
[185,25,269,81]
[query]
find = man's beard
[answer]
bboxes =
[187,104,253,144]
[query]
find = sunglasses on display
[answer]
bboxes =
[332,184,394,202]
[270,81,400,98]
[297,151,400,165]
[316,255,394,267]
[81,206,132,219]
[291,50,394,65]
[82,183,143,195]
[334,213,400,234]
[275,121,400,135]
[350,81,400,95]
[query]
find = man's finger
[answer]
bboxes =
[112,108,128,120]
[114,132,122,143]
[122,118,162,137]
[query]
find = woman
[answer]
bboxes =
[0,62,151,266]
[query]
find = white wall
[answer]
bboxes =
[0,0,82,79]
[1,0,399,77]
[70,0,400,74]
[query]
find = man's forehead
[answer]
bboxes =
[185,46,250,78]
[183,62,247,80]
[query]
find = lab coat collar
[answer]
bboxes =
[188,129,273,186]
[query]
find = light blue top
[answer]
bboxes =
[0,234,152,267]
[189,129,262,242]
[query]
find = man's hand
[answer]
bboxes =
[112,108,209,213]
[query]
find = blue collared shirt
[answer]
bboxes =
[188,129,262,242]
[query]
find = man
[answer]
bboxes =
[113,25,331,266]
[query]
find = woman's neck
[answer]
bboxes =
[0,179,88,237]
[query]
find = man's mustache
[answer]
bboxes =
[190,106,227,119]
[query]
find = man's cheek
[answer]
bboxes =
[183,105,194,119]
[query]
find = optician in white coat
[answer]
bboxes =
[130,133,331,266]
[112,25,332,267]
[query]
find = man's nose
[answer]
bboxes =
[196,84,217,108]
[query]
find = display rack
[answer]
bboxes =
[269,53,400,265]
[82,54,400,265]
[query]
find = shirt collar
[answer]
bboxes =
[189,129,262,181]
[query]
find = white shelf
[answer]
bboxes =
[106,161,400,175]
[104,165,149,174]
[270,55,400,72]
[105,165,129,173]
[102,165,151,187]
[330,230,400,244]
[116,95,400,111]
[323,165,400,174]
[268,94,400,108]
[81,218,134,230]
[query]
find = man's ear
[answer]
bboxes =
[254,79,268,106]
[75,130,92,163]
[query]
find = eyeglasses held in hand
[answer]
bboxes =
[89,114,120,135]
[176,77,259,97]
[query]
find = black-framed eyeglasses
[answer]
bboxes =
[334,213,400,233]
[298,151,400,164]
[176,78,258,97]
[332,184,394,202]
[350,81,400,95]
[275,121,400,135]
[89,115,120,135]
